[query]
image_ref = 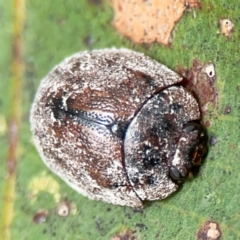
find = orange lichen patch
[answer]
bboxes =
[219,18,234,38]
[111,229,138,240]
[197,221,221,240]
[185,0,201,8]
[111,0,200,45]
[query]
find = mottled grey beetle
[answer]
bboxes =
[30,48,206,208]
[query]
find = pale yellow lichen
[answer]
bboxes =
[28,171,61,203]
[0,115,7,135]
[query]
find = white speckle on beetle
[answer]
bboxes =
[30,48,206,208]
[50,112,56,122]
[62,95,70,111]
[172,149,181,166]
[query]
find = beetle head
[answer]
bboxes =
[169,121,207,182]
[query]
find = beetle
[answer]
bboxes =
[30,48,206,208]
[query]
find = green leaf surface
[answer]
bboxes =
[1,0,240,239]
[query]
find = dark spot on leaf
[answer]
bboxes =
[33,209,48,224]
[135,223,147,231]
[88,0,102,5]
[223,105,231,114]
[209,136,218,146]
[95,218,106,236]
[83,36,94,46]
